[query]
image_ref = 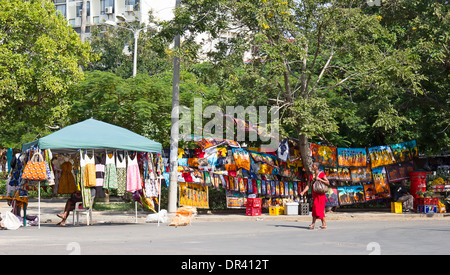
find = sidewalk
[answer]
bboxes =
[1,198,449,226]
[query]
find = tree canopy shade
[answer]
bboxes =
[22,119,162,153]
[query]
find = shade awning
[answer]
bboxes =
[22,118,162,153]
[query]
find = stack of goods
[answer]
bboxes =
[246,197,261,216]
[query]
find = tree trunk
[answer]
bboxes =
[299,134,313,176]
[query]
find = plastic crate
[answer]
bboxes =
[417,205,437,214]
[391,202,402,213]
[247,198,261,208]
[246,207,261,216]
[269,206,284,215]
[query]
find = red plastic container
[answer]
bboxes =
[410,172,427,198]
[247,198,261,208]
[246,207,261,216]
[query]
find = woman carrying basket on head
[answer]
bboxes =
[300,162,330,230]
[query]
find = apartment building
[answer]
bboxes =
[53,0,176,34]
[53,0,248,61]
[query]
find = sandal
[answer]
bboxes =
[319,226,327,229]
[308,224,315,230]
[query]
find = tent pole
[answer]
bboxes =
[38,182,41,229]
[135,201,138,223]
[158,176,161,227]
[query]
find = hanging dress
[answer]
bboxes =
[84,151,96,188]
[58,160,77,194]
[79,150,93,208]
[126,152,142,193]
[103,152,118,190]
[116,152,127,196]
[94,155,106,198]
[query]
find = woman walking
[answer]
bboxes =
[300,162,330,229]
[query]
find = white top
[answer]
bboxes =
[116,153,127,168]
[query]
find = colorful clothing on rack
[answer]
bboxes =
[79,151,93,208]
[103,153,118,190]
[126,153,142,193]
[58,161,77,194]
[83,152,96,188]
[116,153,127,196]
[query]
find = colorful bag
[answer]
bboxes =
[22,152,48,181]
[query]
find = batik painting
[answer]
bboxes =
[337,148,368,167]
[323,166,339,180]
[310,143,337,167]
[337,167,351,181]
[337,186,353,206]
[363,184,377,201]
[325,187,339,207]
[386,161,414,183]
[179,182,209,208]
[226,191,245,208]
[368,146,396,168]
[371,167,391,198]
[350,166,372,182]
[390,140,418,163]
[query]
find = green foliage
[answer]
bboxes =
[0,0,95,148]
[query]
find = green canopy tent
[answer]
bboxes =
[21,118,163,228]
[22,118,162,153]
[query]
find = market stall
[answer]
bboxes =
[164,137,432,215]
[9,118,163,228]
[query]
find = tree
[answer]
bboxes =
[365,0,449,154]
[162,0,424,173]
[0,0,95,147]
[67,70,216,147]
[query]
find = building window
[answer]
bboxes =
[101,0,114,15]
[125,0,140,10]
[55,4,66,17]
[76,1,90,17]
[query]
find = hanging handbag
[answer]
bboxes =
[313,180,329,194]
[22,152,48,181]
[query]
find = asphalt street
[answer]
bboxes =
[1,218,449,256]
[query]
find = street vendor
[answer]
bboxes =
[394,180,414,212]
[56,190,82,226]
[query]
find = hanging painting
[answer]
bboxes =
[368,145,396,168]
[390,140,418,163]
[371,167,391,198]
[322,166,339,180]
[179,182,209,208]
[310,143,337,167]
[337,186,353,206]
[386,161,415,183]
[337,167,351,181]
[350,166,372,182]
[337,148,368,167]
[363,183,377,201]
[325,187,339,208]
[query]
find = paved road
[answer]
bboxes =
[1,219,449,256]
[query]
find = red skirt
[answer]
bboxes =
[312,191,326,219]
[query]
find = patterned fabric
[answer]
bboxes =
[104,162,118,190]
[22,153,47,181]
[116,168,127,196]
